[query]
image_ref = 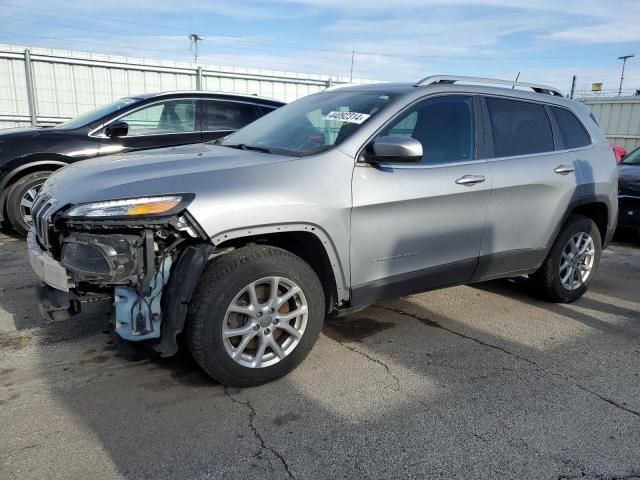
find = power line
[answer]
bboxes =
[0,30,352,64]
[2,3,636,63]
[0,33,353,76]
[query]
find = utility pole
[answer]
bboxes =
[570,75,576,99]
[617,54,634,96]
[188,33,204,64]
[350,50,355,83]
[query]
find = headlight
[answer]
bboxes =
[61,233,142,283]
[66,195,192,218]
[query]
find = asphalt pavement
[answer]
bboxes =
[0,231,639,479]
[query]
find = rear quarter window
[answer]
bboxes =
[552,107,591,149]
[486,97,554,158]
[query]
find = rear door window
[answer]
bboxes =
[485,97,554,157]
[202,100,259,131]
[551,107,591,149]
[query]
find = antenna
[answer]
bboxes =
[188,33,205,64]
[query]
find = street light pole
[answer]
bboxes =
[617,54,634,96]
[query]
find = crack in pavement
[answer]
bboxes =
[327,336,436,412]
[575,384,640,418]
[0,283,39,294]
[558,472,640,479]
[373,305,640,420]
[329,338,401,391]
[224,387,295,479]
[373,305,538,366]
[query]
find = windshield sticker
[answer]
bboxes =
[323,111,371,124]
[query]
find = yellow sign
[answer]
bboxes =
[592,83,603,92]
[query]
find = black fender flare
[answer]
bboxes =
[155,243,216,357]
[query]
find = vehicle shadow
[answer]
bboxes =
[472,277,640,337]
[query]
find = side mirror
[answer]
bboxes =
[104,120,129,138]
[367,136,423,163]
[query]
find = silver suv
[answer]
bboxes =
[28,75,618,386]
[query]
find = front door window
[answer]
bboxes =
[117,100,197,136]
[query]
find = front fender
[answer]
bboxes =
[210,222,349,302]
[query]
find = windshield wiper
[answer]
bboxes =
[220,143,272,154]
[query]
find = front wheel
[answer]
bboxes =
[6,171,50,237]
[187,245,325,387]
[530,215,602,302]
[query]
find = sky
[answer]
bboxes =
[1,0,639,96]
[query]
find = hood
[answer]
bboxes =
[619,164,640,197]
[41,143,295,208]
[0,126,52,139]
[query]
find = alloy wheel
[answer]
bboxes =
[222,276,308,368]
[19,182,44,227]
[559,232,595,290]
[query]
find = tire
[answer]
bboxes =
[6,171,50,237]
[530,215,602,303]
[187,245,325,387]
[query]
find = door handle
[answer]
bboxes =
[455,174,486,186]
[554,165,575,175]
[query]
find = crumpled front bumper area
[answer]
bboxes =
[27,227,215,357]
[28,229,111,321]
[27,229,71,292]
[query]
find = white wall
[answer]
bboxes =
[0,44,374,129]
[580,96,640,151]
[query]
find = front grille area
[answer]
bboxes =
[31,193,58,251]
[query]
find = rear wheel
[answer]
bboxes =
[187,245,325,387]
[6,171,50,237]
[530,215,601,302]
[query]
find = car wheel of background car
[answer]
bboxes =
[530,215,602,303]
[6,171,50,237]
[187,245,325,387]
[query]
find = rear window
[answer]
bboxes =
[552,107,591,149]
[486,97,554,157]
[202,101,259,131]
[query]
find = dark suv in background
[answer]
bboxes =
[0,91,284,235]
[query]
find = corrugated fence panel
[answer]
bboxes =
[0,56,28,115]
[0,43,369,129]
[580,96,640,151]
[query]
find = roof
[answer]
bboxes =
[319,76,567,100]
[130,91,284,105]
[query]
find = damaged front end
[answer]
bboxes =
[29,193,215,357]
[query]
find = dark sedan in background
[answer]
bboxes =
[0,91,284,235]
[618,145,640,230]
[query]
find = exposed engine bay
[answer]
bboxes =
[32,205,216,357]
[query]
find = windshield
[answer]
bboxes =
[53,98,138,130]
[221,90,400,157]
[622,146,640,165]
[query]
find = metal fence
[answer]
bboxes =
[579,96,640,151]
[0,43,371,129]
